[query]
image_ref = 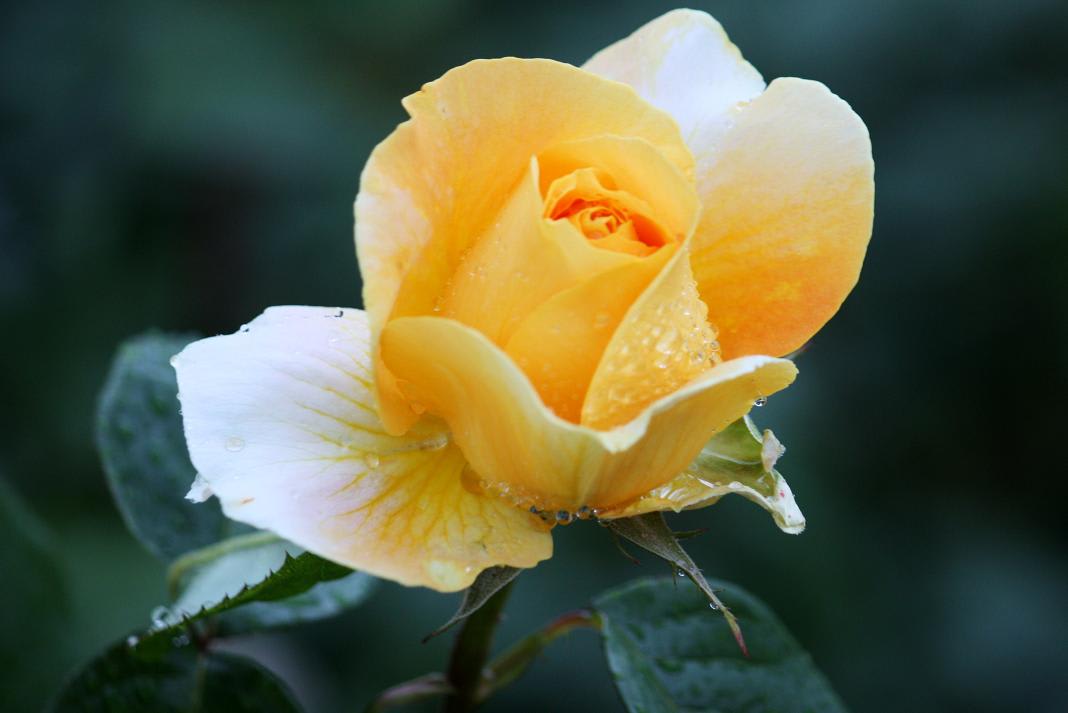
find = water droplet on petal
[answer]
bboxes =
[150,606,171,628]
[224,436,245,452]
[754,396,767,408]
[363,452,380,469]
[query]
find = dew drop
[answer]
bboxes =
[150,605,171,628]
[593,312,611,329]
[654,328,677,354]
[555,510,574,525]
[363,452,381,469]
[754,396,767,408]
[224,436,245,452]
[239,324,250,333]
[126,635,139,648]
[708,602,719,611]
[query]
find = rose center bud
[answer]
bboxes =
[542,167,674,257]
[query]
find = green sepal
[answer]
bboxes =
[605,513,748,655]
[423,566,522,642]
[624,416,805,534]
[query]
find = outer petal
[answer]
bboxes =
[688,78,874,358]
[598,417,806,534]
[583,9,765,174]
[355,58,693,434]
[587,12,874,359]
[380,315,796,512]
[172,306,551,592]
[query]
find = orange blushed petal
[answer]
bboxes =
[689,77,874,359]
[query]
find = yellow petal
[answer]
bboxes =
[496,135,700,421]
[381,315,796,512]
[433,160,593,347]
[355,58,693,434]
[538,134,698,245]
[688,78,874,358]
[581,247,720,429]
[504,245,675,422]
[173,306,551,592]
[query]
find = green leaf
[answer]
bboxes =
[137,533,376,650]
[48,637,303,713]
[605,513,747,655]
[424,566,522,642]
[594,577,849,713]
[96,331,247,560]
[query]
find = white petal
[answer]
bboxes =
[584,9,765,173]
[172,306,551,591]
[185,473,213,503]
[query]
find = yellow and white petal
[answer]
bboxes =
[688,78,874,359]
[584,9,765,178]
[172,306,551,592]
[598,417,806,534]
[380,314,796,513]
[355,57,693,434]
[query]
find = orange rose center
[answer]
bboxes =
[542,167,674,257]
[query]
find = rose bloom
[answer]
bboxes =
[174,10,873,591]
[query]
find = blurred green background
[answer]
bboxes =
[2,0,1066,711]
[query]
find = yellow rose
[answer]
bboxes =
[174,10,873,592]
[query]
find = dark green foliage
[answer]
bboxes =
[48,639,303,713]
[595,578,848,713]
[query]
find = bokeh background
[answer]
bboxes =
[2,0,1066,711]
